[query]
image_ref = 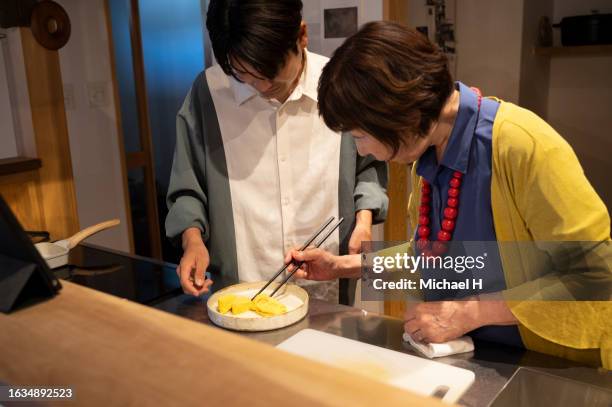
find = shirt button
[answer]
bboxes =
[282,198,290,205]
[279,156,286,162]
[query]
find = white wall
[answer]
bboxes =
[57,0,131,252]
[546,0,612,211]
[454,0,524,102]
[0,35,19,159]
[518,0,553,118]
[2,29,37,158]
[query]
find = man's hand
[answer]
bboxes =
[177,228,213,296]
[348,210,373,254]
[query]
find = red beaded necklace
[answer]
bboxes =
[416,87,482,257]
[416,174,463,256]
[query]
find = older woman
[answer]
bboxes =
[285,21,611,367]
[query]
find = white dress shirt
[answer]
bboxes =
[206,50,341,282]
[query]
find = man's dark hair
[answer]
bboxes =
[318,21,453,155]
[206,0,303,81]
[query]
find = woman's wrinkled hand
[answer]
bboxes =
[403,299,481,343]
[283,247,343,281]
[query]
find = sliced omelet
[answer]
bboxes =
[217,294,236,314]
[252,294,287,316]
[231,296,252,315]
[216,293,287,317]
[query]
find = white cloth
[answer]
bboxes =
[402,333,474,358]
[206,50,341,282]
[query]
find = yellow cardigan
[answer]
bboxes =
[408,101,612,368]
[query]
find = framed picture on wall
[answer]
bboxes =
[324,7,358,38]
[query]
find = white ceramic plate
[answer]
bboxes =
[207,282,308,332]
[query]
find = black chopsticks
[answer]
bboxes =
[268,217,344,298]
[251,216,344,300]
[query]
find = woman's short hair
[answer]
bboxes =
[318,21,453,154]
[207,0,303,81]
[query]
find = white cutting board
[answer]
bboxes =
[276,329,474,403]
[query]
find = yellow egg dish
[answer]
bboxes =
[231,296,252,315]
[252,294,287,316]
[217,294,236,314]
[216,293,287,317]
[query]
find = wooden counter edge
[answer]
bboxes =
[0,281,449,407]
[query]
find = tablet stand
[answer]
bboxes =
[0,254,57,312]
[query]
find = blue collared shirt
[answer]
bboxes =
[415,82,523,348]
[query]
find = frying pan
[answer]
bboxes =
[35,219,120,269]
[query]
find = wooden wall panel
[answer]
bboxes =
[382,1,411,319]
[20,28,79,240]
[383,0,409,23]
[0,171,46,232]
[383,163,410,319]
[384,163,410,242]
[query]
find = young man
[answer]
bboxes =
[165,0,388,303]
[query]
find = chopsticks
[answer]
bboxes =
[268,217,344,298]
[250,216,343,300]
[250,216,334,300]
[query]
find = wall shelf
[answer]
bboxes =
[534,44,612,57]
[0,157,41,176]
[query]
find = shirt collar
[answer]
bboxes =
[230,49,317,106]
[416,82,480,181]
[230,76,257,105]
[299,49,318,102]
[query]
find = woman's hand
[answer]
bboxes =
[284,248,361,281]
[403,294,518,343]
[284,248,342,280]
[403,299,481,343]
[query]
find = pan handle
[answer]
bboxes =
[64,219,120,249]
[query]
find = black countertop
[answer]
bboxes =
[53,243,181,305]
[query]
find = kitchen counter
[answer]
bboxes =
[155,293,612,407]
[0,281,448,407]
[49,244,612,406]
